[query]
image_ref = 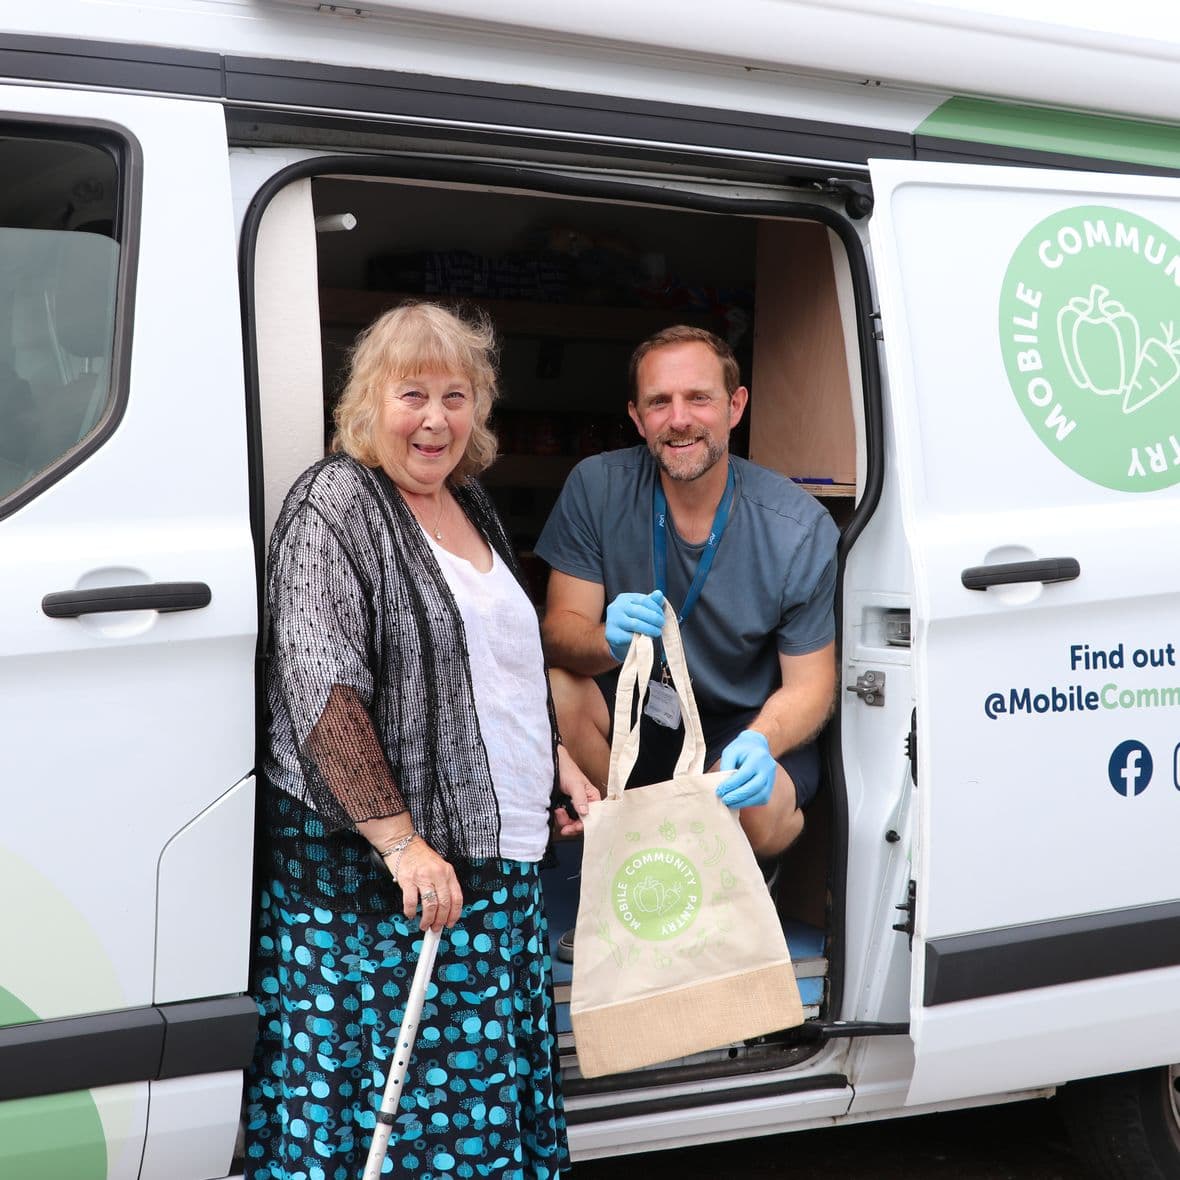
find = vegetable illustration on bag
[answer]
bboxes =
[633,875,681,916]
[1057,286,1180,413]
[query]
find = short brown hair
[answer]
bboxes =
[332,301,499,481]
[628,325,740,402]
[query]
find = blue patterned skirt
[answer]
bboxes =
[244,789,569,1179]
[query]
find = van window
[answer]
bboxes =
[0,134,120,503]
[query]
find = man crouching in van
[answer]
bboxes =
[536,325,838,861]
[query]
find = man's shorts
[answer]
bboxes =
[595,669,822,810]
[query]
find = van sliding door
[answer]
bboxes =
[0,87,256,1179]
[869,158,1180,1106]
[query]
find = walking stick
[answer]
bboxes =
[362,926,442,1180]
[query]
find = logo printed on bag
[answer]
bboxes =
[999,205,1180,492]
[612,848,701,941]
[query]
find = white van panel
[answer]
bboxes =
[288,0,1180,124]
[155,776,256,1005]
[251,174,325,539]
[911,966,1180,1103]
[0,84,254,1017]
[869,157,1180,1105]
[92,1082,150,1180]
[15,2,1180,125]
[3,0,940,132]
[140,1071,243,1180]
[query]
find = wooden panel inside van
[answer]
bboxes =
[750,219,856,487]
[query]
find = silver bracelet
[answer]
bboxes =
[379,832,417,881]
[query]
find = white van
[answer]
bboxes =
[2,2,1179,1177]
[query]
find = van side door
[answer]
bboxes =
[0,86,256,1179]
[869,158,1180,1106]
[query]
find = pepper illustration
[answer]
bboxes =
[1124,322,1180,413]
[632,875,681,915]
[658,819,677,842]
[1057,284,1140,398]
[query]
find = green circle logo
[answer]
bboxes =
[999,204,1180,492]
[611,847,701,941]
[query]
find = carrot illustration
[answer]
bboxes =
[1124,323,1180,413]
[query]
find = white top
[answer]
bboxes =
[424,531,553,861]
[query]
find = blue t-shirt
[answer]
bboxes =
[535,446,838,717]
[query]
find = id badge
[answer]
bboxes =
[644,680,682,729]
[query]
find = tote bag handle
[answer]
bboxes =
[607,601,708,799]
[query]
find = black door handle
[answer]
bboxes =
[961,558,1080,591]
[42,582,212,618]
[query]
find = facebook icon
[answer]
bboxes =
[1108,740,1153,797]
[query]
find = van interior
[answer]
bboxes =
[289,172,865,1083]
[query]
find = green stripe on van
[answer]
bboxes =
[0,1090,108,1180]
[919,97,1180,171]
[0,987,107,1179]
[0,985,37,1028]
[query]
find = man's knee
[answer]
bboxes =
[776,766,806,850]
[741,765,805,859]
[778,801,806,852]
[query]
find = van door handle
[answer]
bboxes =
[42,582,212,618]
[961,558,1080,591]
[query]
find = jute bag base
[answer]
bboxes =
[574,961,800,1078]
[570,605,805,1079]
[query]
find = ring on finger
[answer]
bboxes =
[421,889,438,902]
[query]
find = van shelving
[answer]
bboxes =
[311,175,860,586]
[313,182,860,536]
[317,285,728,342]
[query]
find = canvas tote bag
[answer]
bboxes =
[570,603,803,1078]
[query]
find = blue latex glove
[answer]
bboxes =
[717,730,778,808]
[604,589,666,663]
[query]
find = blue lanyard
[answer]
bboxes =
[652,461,735,626]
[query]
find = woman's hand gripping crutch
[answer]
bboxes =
[362,927,442,1179]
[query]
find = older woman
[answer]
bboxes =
[244,302,592,1180]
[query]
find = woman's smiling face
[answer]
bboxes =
[373,370,475,494]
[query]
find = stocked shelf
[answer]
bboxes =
[318,270,856,499]
[795,482,857,498]
[484,457,857,497]
[483,454,580,488]
[318,287,724,340]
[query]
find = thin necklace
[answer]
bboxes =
[403,487,449,539]
[409,492,446,539]
[428,496,445,540]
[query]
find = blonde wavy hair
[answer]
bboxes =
[331,301,500,482]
